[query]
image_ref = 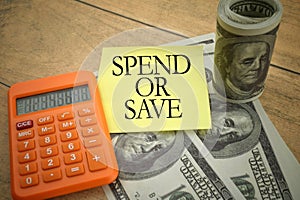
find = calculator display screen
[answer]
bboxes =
[16,85,91,115]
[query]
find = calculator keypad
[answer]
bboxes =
[9,71,118,199]
[15,105,112,188]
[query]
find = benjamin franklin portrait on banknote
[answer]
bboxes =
[111,131,185,180]
[221,41,270,99]
[196,97,261,158]
[214,37,272,101]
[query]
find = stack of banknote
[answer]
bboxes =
[102,33,300,200]
[214,0,283,103]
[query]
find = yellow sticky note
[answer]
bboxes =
[98,46,211,133]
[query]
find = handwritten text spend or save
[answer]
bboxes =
[111,54,191,120]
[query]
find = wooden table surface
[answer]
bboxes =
[0,0,299,199]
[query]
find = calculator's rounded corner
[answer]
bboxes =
[10,186,26,200]
[10,190,19,200]
[104,167,119,185]
[7,83,18,116]
[11,190,23,200]
[8,81,22,93]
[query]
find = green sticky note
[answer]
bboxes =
[98,46,211,133]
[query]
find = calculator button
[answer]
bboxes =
[65,163,85,177]
[17,140,35,152]
[57,111,74,121]
[86,148,107,171]
[83,136,102,148]
[40,146,59,158]
[82,125,100,137]
[60,130,78,142]
[41,156,60,170]
[18,150,37,163]
[16,120,33,131]
[17,129,34,141]
[62,140,81,153]
[42,169,62,183]
[39,135,57,147]
[59,120,76,131]
[20,174,39,188]
[37,115,54,125]
[78,107,94,117]
[79,116,97,127]
[38,124,55,136]
[64,152,83,165]
[19,162,38,175]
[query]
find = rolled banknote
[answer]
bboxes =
[213,0,283,103]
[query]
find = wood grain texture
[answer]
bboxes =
[273,0,300,73]
[261,67,300,161]
[0,1,182,199]
[0,85,11,200]
[85,0,300,73]
[0,0,299,199]
[0,0,182,86]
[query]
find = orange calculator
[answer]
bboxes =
[8,71,118,200]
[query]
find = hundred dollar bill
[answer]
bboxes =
[213,0,283,103]
[103,33,299,200]
[104,130,244,200]
[189,97,300,200]
[186,35,299,199]
[188,36,299,199]
[102,34,245,200]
